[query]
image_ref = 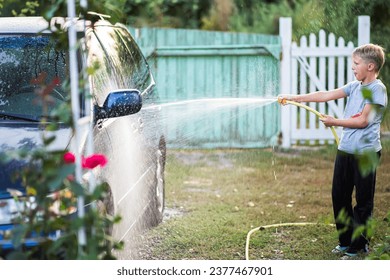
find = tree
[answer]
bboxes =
[0,0,40,16]
[123,0,212,28]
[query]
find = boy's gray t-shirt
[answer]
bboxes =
[339,79,387,154]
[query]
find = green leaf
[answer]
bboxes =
[352,224,365,240]
[361,88,373,102]
[48,164,75,191]
[11,224,28,248]
[357,151,380,177]
[43,135,57,146]
[68,180,86,196]
[43,0,63,19]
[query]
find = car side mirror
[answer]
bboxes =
[95,89,142,121]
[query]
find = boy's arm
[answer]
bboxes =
[321,104,373,128]
[279,88,346,103]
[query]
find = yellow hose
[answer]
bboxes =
[245,222,335,260]
[278,98,340,145]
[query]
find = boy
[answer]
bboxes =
[279,43,387,258]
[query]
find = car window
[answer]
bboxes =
[87,25,153,106]
[115,27,152,92]
[86,29,116,106]
[0,35,67,118]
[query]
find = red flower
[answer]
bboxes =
[63,152,76,164]
[63,152,108,169]
[82,154,108,169]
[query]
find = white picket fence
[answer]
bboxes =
[279,16,371,147]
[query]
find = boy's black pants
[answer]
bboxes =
[332,150,380,251]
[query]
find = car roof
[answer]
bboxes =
[0,15,118,34]
[0,17,50,33]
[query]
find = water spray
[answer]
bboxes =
[277,97,340,145]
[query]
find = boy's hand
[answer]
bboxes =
[319,114,336,127]
[277,94,297,105]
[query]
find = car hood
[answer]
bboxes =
[0,124,72,198]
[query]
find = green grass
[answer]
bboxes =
[136,141,390,260]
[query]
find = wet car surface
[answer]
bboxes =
[0,16,166,259]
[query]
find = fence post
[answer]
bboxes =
[279,17,292,148]
[358,16,370,46]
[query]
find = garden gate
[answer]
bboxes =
[279,16,371,148]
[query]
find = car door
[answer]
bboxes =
[114,25,165,227]
[85,22,160,245]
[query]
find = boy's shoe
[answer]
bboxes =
[331,245,349,254]
[340,245,369,260]
[340,252,358,260]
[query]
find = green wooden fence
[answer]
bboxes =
[129,27,281,149]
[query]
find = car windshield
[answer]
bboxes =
[0,35,68,120]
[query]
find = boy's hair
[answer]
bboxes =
[353,43,386,73]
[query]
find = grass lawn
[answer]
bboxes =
[135,139,390,260]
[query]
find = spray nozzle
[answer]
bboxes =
[277,97,287,105]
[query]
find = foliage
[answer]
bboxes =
[201,0,234,31]
[123,0,212,28]
[228,0,294,34]
[336,209,390,260]
[367,212,390,260]
[0,0,127,23]
[0,0,39,16]
[2,145,122,259]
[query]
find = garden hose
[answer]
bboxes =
[245,222,335,260]
[277,97,340,145]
